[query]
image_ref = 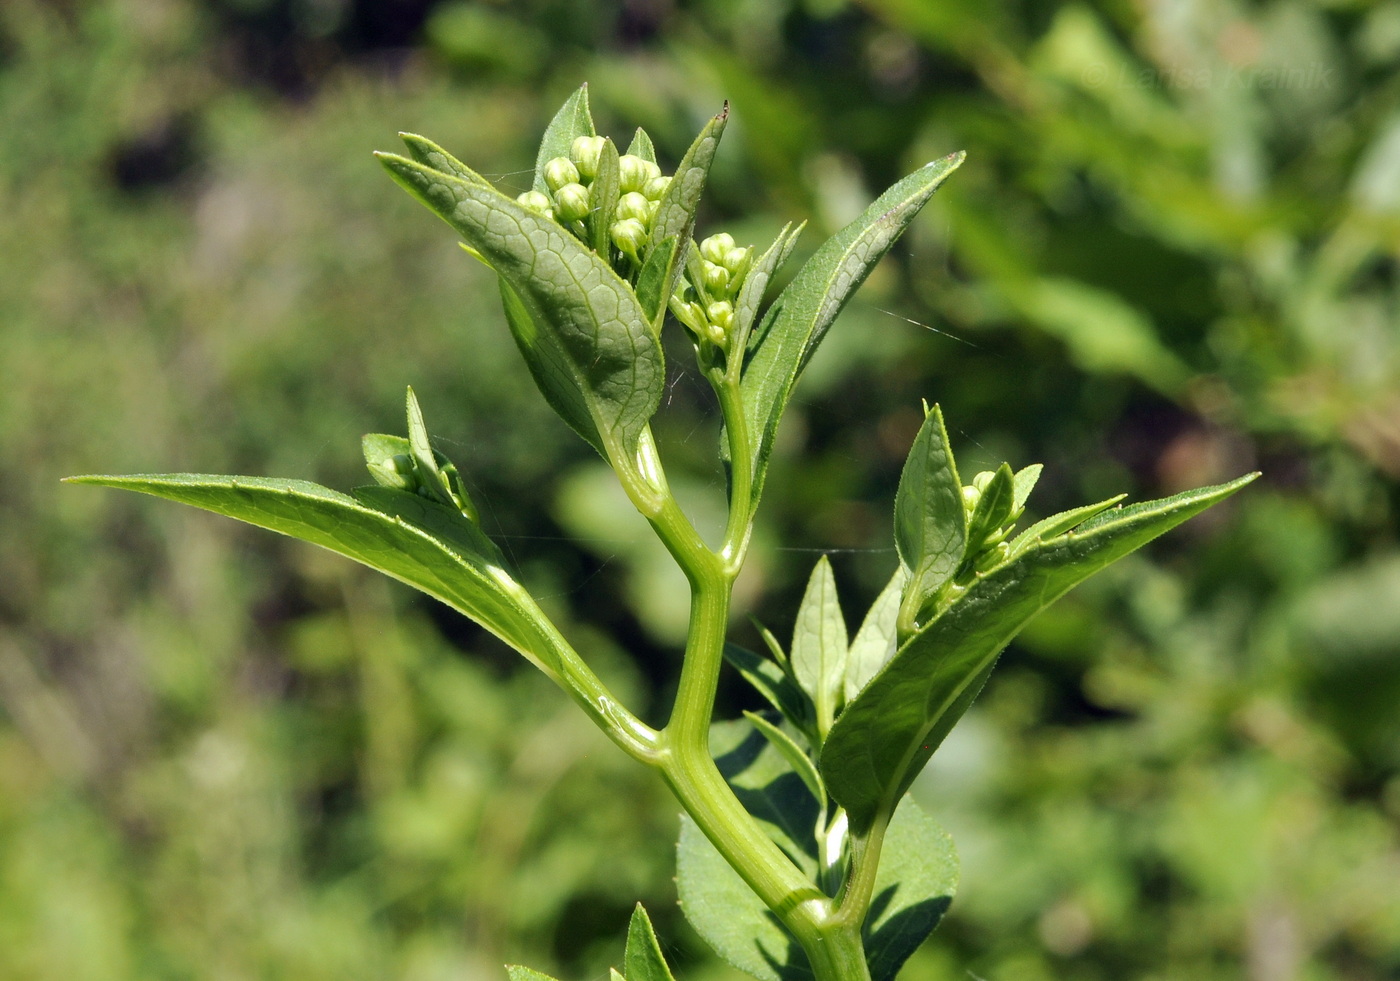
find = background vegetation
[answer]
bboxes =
[2,0,1397,978]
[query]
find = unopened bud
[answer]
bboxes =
[705,322,728,347]
[516,190,553,216]
[554,182,591,221]
[570,135,605,180]
[610,218,648,258]
[615,191,652,224]
[972,471,996,493]
[700,233,736,265]
[543,156,580,192]
[618,154,661,193]
[643,175,671,201]
[961,485,981,510]
[721,245,750,276]
[706,300,734,332]
[702,260,730,296]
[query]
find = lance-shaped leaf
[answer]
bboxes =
[626,127,657,163]
[823,473,1257,834]
[508,967,562,981]
[533,84,594,193]
[844,568,906,701]
[731,222,804,365]
[399,133,489,187]
[589,138,622,256]
[624,904,676,981]
[740,153,964,514]
[65,474,569,678]
[894,404,964,630]
[647,105,728,296]
[1007,493,1126,558]
[790,556,848,740]
[743,711,824,805]
[724,643,812,735]
[1011,463,1042,517]
[378,153,663,466]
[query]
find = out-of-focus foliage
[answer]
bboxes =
[0,0,1396,979]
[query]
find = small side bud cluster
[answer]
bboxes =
[961,470,1024,574]
[517,134,672,277]
[672,232,754,353]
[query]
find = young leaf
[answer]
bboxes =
[624,904,676,981]
[399,133,490,187]
[404,386,468,516]
[589,138,621,256]
[64,474,567,678]
[894,404,964,629]
[533,84,594,193]
[626,127,656,163]
[678,794,957,981]
[844,568,905,701]
[635,234,680,328]
[648,105,728,297]
[362,432,415,491]
[730,222,804,365]
[789,556,848,739]
[963,462,1014,555]
[1011,463,1042,516]
[740,153,965,516]
[508,967,564,981]
[723,643,812,734]
[377,153,663,468]
[822,473,1257,834]
[1007,493,1127,557]
[743,711,824,805]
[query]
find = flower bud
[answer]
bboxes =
[610,218,648,258]
[618,154,661,193]
[702,260,730,296]
[971,470,996,493]
[720,245,750,276]
[700,233,736,265]
[543,156,580,192]
[554,182,591,222]
[706,300,734,332]
[516,190,553,217]
[705,322,728,347]
[961,485,981,511]
[615,191,652,224]
[570,135,605,180]
[643,175,671,201]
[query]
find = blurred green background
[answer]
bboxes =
[2,0,1398,978]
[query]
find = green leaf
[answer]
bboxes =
[508,966,563,981]
[678,786,957,981]
[534,84,594,193]
[1011,463,1042,516]
[590,137,621,256]
[378,152,663,467]
[626,127,656,163]
[1007,493,1127,557]
[844,568,905,702]
[894,404,964,628]
[740,153,964,514]
[963,463,1014,556]
[731,222,804,365]
[790,556,848,739]
[859,799,958,981]
[361,432,415,491]
[65,474,568,678]
[743,711,824,805]
[648,106,728,297]
[723,643,812,735]
[624,904,675,981]
[635,235,681,329]
[398,133,489,187]
[403,386,475,520]
[823,474,1257,834]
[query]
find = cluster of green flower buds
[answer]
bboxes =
[672,232,754,350]
[961,470,1020,573]
[515,135,672,270]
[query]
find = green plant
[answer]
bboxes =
[68,85,1254,981]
